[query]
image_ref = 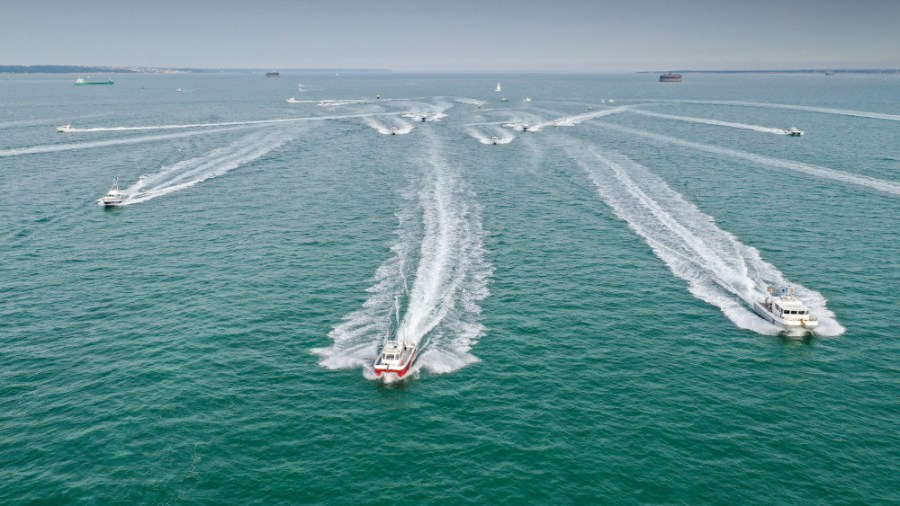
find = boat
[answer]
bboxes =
[491,136,499,145]
[786,127,804,136]
[390,127,398,135]
[74,77,114,85]
[552,121,560,127]
[420,114,427,122]
[56,123,74,133]
[523,96,532,102]
[495,82,502,92]
[176,88,183,92]
[659,73,682,82]
[99,177,126,207]
[500,97,509,102]
[376,94,381,100]
[265,71,280,77]
[286,97,299,104]
[752,287,818,333]
[522,123,529,132]
[373,335,417,378]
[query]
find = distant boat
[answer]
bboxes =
[500,97,509,102]
[522,123,529,132]
[552,121,560,127]
[495,82,502,92]
[491,136,499,145]
[522,96,532,102]
[176,88,183,92]
[786,127,804,136]
[376,94,381,100]
[420,114,427,122]
[390,127,398,135]
[56,123,74,133]
[99,177,126,207]
[659,73,682,82]
[265,71,280,77]
[825,71,835,76]
[286,97,299,104]
[75,77,113,85]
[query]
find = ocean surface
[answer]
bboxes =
[1,72,898,504]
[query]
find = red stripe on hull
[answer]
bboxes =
[374,352,416,379]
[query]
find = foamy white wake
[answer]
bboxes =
[0,127,247,158]
[455,97,487,108]
[521,106,632,131]
[466,126,514,145]
[595,122,900,197]
[115,129,296,205]
[566,141,843,336]
[401,99,452,122]
[363,117,414,135]
[630,109,789,135]
[314,129,492,379]
[640,99,900,122]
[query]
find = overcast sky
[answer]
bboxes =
[3,0,899,71]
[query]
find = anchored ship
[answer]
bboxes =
[659,73,682,82]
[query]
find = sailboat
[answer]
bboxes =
[495,82,502,92]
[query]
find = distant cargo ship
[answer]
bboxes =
[74,77,114,85]
[659,73,682,82]
[266,71,280,77]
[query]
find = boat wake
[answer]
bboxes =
[314,130,492,379]
[0,127,247,158]
[565,141,843,336]
[401,99,453,122]
[641,100,900,123]
[595,122,900,197]
[466,127,514,144]
[118,128,296,205]
[363,117,414,135]
[630,109,790,135]
[522,106,632,132]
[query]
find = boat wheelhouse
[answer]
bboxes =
[786,127,804,136]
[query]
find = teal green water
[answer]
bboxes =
[1,73,898,503]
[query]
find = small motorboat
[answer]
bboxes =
[286,97,299,104]
[490,136,499,145]
[522,123,529,132]
[420,114,427,122]
[57,123,74,133]
[390,127,398,135]
[376,94,381,100]
[523,96,532,102]
[787,127,804,136]
[753,287,818,333]
[552,121,560,127]
[373,336,417,378]
[99,177,126,207]
[176,88,183,92]
[500,97,509,102]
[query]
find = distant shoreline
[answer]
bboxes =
[0,65,392,75]
[641,69,900,75]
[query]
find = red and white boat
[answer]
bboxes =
[373,337,417,378]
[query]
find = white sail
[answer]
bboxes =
[495,82,501,92]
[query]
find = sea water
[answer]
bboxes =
[1,72,897,503]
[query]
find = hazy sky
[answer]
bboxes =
[3,0,899,71]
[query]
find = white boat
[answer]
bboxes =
[787,127,804,136]
[99,177,126,207]
[373,336,417,378]
[523,96,532,102]
[390,127,398,135]
[753,287,818,333]
[176,88,183,92]
[286,97,299,104]
[420,114,427,122]
[552,121,560,127]
[490,136,499,145]
[500,97,509,102]
[495,82,502,92]
[522,123,529,132]
[57,123,74,133]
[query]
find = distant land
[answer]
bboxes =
[643,68,900,75]
[0,65,392,74]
